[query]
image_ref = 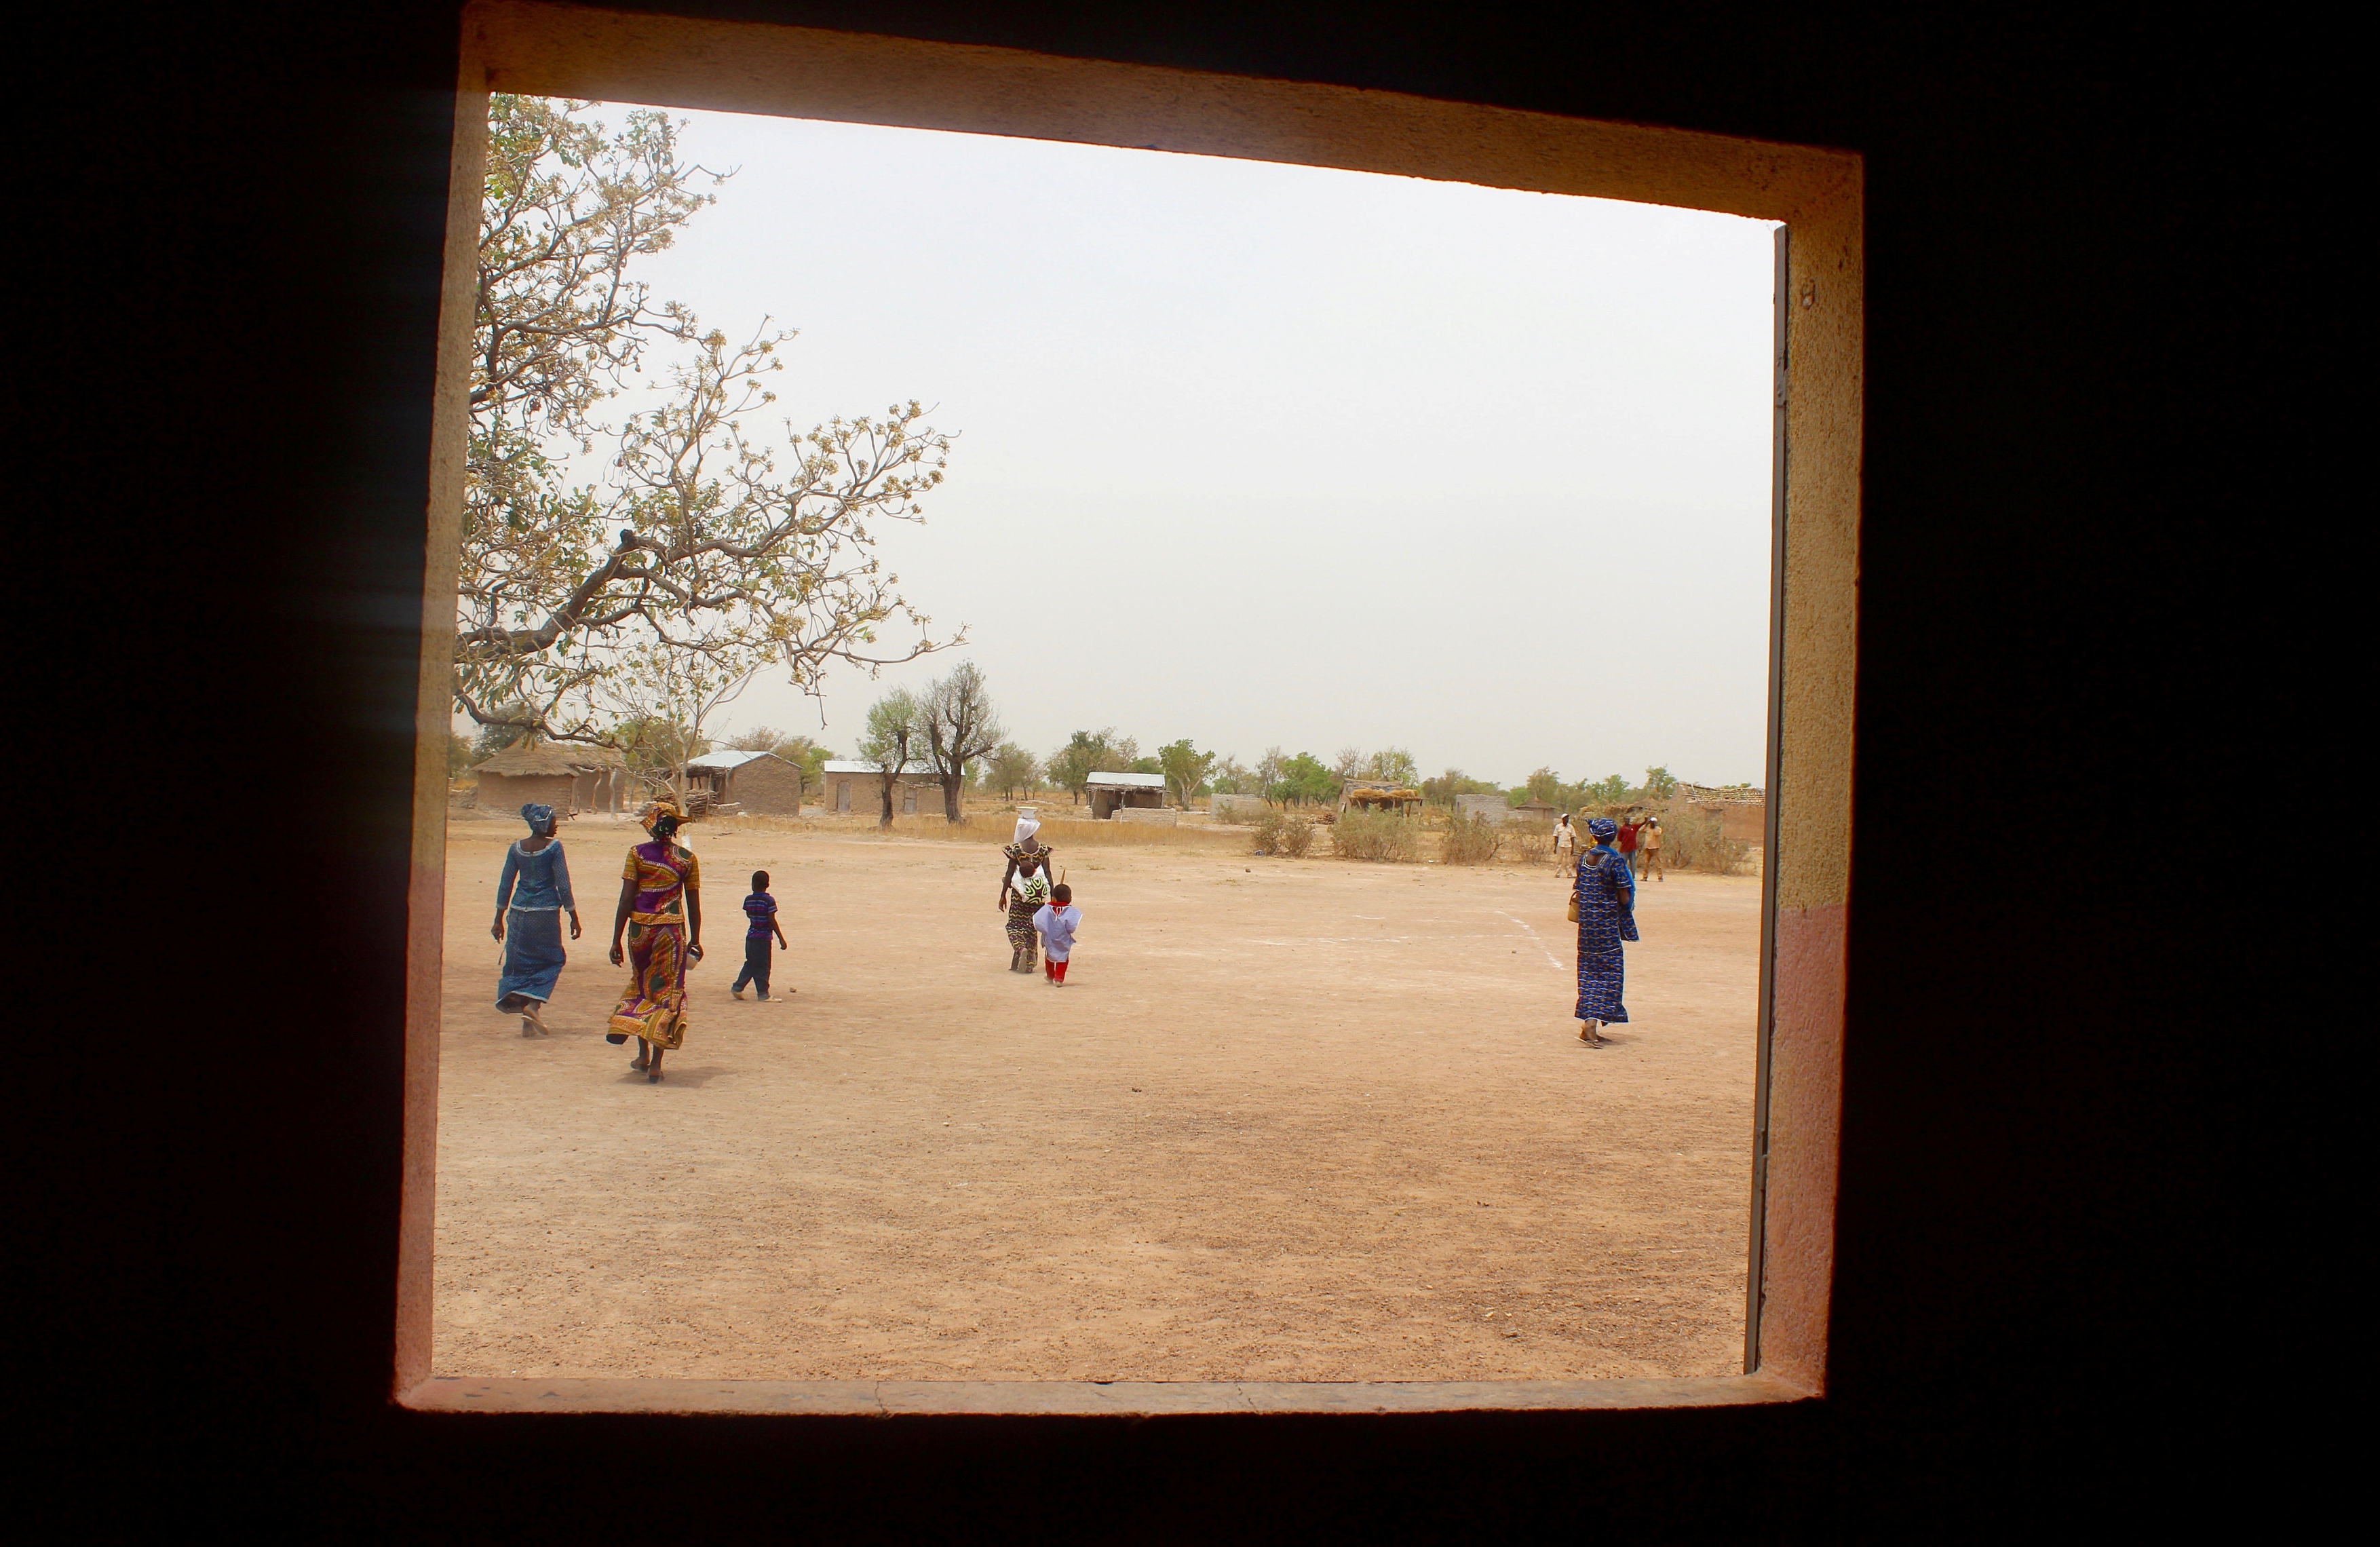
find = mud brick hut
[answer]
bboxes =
[469,740,620,816]
[1675,782,1767,843]
[1455,793,1512,824]
[1083,769,1168,819]
[684,750,804,816]
[819,759,940,816]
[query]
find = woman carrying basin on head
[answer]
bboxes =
[997,812,1055,973]
[493,802,580,1036]
[607,798,704,1082]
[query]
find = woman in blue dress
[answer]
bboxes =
[1572,816,1638,1046]
[493,802,581,1035]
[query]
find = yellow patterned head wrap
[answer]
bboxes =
[641,797,686,832]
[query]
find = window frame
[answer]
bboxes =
[398,0,1861,1417]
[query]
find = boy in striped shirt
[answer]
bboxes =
[731,870,788,999]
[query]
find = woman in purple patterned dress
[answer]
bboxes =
[605,799,704,1082]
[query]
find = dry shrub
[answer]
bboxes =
[1439,812,1503,865]
[1503,826,1554,867]
[1249,808,1316,858]
[1328,807,1421,863]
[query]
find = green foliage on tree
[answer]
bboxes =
[1046,728,1135,803]
[1366,746,1419,785]
[1641,765,1678,799]
[613,714,708,795]
[448,733,479,782]
[1268,751,1338,806]
[1157,739,1218,807]
[472,710,531,760]
[985,741,1041,799]
[1421,767,1503,808]
[857,688,925,830]
[1584,772,1633,803]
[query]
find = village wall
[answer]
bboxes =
[824,771,936,816]
[727,756,803,815]
[1456,794,1512,824]
[1113,807,1178,826]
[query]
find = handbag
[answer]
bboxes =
[1567,895,1579,923]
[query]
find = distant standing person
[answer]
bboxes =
[607,799,704,1082]
[1616,814,1642,873]
[1639,816,1665,881]
[998,814,1056,973]
[731,869,788,1000]
[1552,811,1581,876]
[492,802,580,1036]
[1571,816,1639,1046]
[1033,882,1082,985]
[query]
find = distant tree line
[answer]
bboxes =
[461,656,1704,822]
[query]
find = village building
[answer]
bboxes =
[1676,781,1768,843]
[469,740,626,817]
[1339,778,1423,815]
[1455,792,1512,824]
[819,759,941,816]
[683,749,804,816]
[1512,798,1561,823]
[1083,769,1168,819]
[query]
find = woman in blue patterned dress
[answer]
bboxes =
[493,802,580,1036]
[1572,816,1638,1046]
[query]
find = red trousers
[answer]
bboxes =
[1043,956,1069,982]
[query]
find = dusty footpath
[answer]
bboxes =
[434,817,1761,1381]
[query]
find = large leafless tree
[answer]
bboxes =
[457,96,957,747]
[921,662,1004,822]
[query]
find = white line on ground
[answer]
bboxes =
[1493,910,1567,973]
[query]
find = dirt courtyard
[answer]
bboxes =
[434,816,1761,1381]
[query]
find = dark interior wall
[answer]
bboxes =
[28,1,2302,1537]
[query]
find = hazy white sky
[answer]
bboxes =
[603,107,1776,787]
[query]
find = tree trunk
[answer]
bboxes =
[942,772,964,822]
[878,776,896,830]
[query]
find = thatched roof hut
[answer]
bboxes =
[470,741,626,816]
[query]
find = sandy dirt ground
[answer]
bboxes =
[434,815,1760,1381]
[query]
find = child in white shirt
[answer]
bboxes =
[1031,883,1081,985]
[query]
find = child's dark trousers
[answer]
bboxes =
[733,936,771,997]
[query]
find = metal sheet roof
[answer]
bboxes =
[686,749,782,771]
[1085,770,1168,787]
[822,759,930,775]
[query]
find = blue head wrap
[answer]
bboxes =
[520,802,556,836]
[1586,816,1619,841]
